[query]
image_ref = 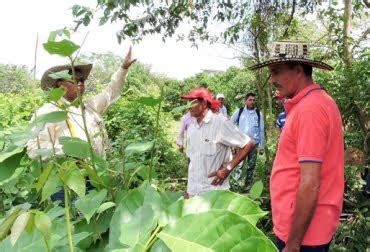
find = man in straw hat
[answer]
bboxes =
[27,47,136,160]
[180,87,255,198]
[250,41,344,251]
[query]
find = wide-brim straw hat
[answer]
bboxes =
[41,64,93,90]
[249,41,333,71]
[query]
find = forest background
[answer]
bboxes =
[0,0,369,251]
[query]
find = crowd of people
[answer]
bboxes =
[27,41,344,252]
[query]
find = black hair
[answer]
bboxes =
[245,92,256,100]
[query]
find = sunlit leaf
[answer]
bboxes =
[125,141,153,156]
[43,39,80,57]
[97,202,116,214]
[41,173,62,202]
[0,208,21,241]
[0,149,24,183]
[10,211,30,246]
[158,210,277,251]
[249,180,263,199]
[36,162,54,192]
[59,136,90,158]
[62,165,86,198]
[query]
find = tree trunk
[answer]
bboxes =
[343,0,352,67]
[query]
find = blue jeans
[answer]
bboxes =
[275,237,331,252]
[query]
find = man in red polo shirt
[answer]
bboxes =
[250,41,344,252]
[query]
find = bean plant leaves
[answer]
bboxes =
[47,87,67,102]
[157,210,277,252]
[249,180,264,199]
[34,211,52,247]
[0,228,47,251]
[149,239,170,252]
[43,39,80,57]
[59,136,90,158]
[0,146,24,163]
[125,141,153,156]
[10,211,30,245]
[97,202,116,214]
[41,173,62,202]
[109,182,163,250]
[62,165,86,198]
[0,208,21,241]
[164,190,267,226]
[48,28,71,41]
[36,162,54,192]
[75,189,107,224]
[0,149,24,183]
[119,205,157,248]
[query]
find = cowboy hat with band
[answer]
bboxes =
[249,41,333,71]
[41,64,93,90]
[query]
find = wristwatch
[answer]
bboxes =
[226,164,233,171]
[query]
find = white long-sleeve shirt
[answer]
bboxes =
[27,67,128,160]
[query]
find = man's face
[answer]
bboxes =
[245,96,256,109]
[217,97,224,106]
[57,72,85,102]
[189,99,207,118]
[269,63,299,98]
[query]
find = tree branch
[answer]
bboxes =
[282,0,297,38]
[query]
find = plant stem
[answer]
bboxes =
[144,224,161,251]
[64,185,74,252]
[149,85,164,181]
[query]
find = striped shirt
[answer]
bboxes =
[186,110,251,196]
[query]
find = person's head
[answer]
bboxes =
[56,70,86,102]
[249,41,333,98]
[41,64,93,102]
[244,92,256,109]
[216,93,225,106]
[269,62,313,98]
[211,99,221,114]
[180,88,213,118]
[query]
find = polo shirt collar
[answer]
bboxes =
[284,83,322,113]
[244,106,256,113]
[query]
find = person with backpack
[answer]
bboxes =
[230,92,265,191]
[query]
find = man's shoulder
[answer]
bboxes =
[36,103,61,114]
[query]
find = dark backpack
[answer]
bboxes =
[236,107,260,127]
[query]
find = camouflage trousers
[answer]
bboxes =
[230,146,257,192]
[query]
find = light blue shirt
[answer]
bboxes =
[220,105,227,117]
[231,107,265,149]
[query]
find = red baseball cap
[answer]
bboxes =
[181,87,213,104]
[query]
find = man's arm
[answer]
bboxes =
[86,47,136,115]
[177,113,188,151]
[209,141,255,185]
[284,162,321,252]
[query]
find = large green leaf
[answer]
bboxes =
[157,210,277,252]
[6,111,67,147]
[0,229,47,252]
[0,149,24,183]
[36,162,54,192]
[75,189,107,224]
[125,142,153,156]
[62,165,86,198]
[119,205,157,248]
[0,146,24,163]
[59,137,90,158]
[164,190,267,226]
[47,87,67,101]
[109,182,163,250]
[43,39,80,57]
[41,173,62,202]
[150,239,170,252]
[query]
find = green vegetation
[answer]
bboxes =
[0,0,369,251]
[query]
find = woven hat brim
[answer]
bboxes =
[248,58,333,71]
[41,64,93,90]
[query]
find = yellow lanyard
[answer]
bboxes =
[57,101,78,138]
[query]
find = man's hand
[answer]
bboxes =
[121,46,137,69]
[208,166,230,186]
[282,242,300,252]
[178,144,184,153]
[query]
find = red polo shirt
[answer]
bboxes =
[270,84,344,245]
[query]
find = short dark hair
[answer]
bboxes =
[245,92,256,100]
[287,63,313,76]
